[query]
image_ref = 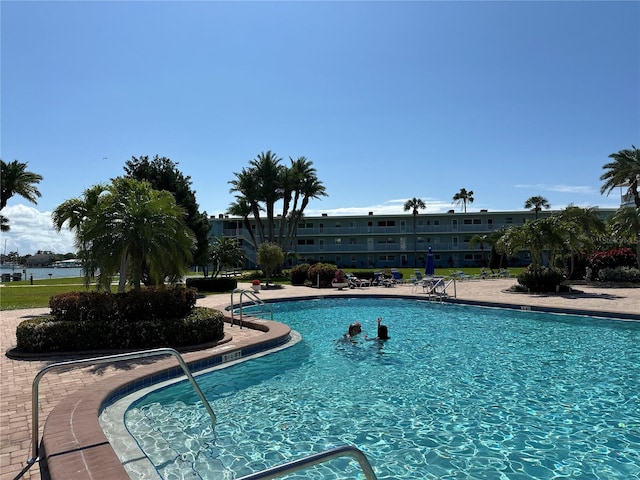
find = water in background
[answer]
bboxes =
[1,266,83,281]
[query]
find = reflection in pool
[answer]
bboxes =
[110,298,640,479]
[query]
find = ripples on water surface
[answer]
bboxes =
[122,298,640,479]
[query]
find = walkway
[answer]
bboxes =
[1,279,638,479]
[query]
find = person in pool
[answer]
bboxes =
[365,317,390,341]
[338,322,362,343]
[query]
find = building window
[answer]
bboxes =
[297,239,314,245]
[434,220,440,226]
[377,220,396,227]
[335,238,342,245]
[473,218,481,224]
[349,238,357,245]
[377,237,396,244]
[506,217,513,224]
[464,219,472,225]
[335,222,341,228]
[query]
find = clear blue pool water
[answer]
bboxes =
[122,298,640,479]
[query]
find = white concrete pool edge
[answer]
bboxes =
[99,331,302,479]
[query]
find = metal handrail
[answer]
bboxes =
[17,347,216,479]
[231,288,273,327]
[236,445,378,480]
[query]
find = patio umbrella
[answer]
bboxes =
[425,246,435,276]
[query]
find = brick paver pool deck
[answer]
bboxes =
[1,279,638,479]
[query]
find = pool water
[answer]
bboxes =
[120,298,640,479]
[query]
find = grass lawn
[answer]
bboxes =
[0,277,96,310]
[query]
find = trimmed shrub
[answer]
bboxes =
[597,266,640,283]
[307,263,338,287]
[290,263,311,285]
[517,267,565,292]
[186,276,237,292]
[49,287,197,323]
[15,307,224,353]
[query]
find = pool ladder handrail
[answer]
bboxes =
[15,347,216,480]
[231,288,273,327]
[236,444,378,480]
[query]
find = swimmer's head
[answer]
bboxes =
[348,322,362,336]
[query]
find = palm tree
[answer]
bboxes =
[285,157,327,250]
[556,205,606,277]
[600,145,640,208]
[403,197,426,267]
[249,151,285,243]
[229,167,266,245]
[227,197,258,249]
[469,233,490,267]
[209,235,245,278]
[608,206,640,269]
[53,178,194,292]
[1,160,43,209]
[52,184,112,290]
[452,188,474,213]
[524,196,551,219]
[1,160,43,231]
[230,152,326,252]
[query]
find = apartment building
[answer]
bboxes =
[208,207,617,270]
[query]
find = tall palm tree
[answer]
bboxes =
[227,197,258,249]
[524,196,551,219]
[230,153,326,252]
[608,206,640,268]
[600,145,640,208]
[249,151,285,243]
[229,167,266,244]
[403,197,426,267]
[452,188,474,213]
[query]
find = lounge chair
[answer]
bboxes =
[347,274,370,288]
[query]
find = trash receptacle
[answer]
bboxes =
[12,273,22,281]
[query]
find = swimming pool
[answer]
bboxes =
[104,298,640,479]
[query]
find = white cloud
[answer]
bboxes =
[513,184,596,194]
[305,198,455,217]
[1,204,76,255]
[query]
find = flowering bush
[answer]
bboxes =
[251,279,261,286]
[587,248,637,280]
[333,269,347,283]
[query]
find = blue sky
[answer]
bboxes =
[2,1,639,255]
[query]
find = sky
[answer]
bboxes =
[1,0,639,256]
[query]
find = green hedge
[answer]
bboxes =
[16,307,225,353]
[49,287,197,323]
[517,267,565,292]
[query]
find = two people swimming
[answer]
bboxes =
[339,317,389,343]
